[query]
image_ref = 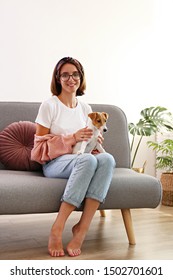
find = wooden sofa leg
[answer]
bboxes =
[121,209,136,245]
[100,210,106,217]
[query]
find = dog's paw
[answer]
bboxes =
[99,148,106,153]
[77,150,84,155]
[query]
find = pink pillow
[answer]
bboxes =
[0,121,41,171]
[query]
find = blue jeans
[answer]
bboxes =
[43,153,116,208]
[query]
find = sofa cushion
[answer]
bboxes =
[0,121,41,171]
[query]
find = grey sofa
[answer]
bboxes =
[0,102,162,245]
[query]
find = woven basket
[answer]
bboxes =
[160,173,173,206]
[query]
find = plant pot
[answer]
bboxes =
[160,173,173,206]
[132,167,145,173]
[132,161,146,173]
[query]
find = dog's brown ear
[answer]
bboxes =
[103,112,109,120]
[88,112,97,121]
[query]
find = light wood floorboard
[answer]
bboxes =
[0,204,173,260]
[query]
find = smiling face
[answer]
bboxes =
[59,63,81,95]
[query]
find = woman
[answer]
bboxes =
[31,57,115,257]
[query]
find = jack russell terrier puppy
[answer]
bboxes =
[72,112,109,154]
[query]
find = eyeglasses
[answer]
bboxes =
[60,71,81,82]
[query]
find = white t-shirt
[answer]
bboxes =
[35,96,92,135]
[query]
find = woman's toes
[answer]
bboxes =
[48,230,65,257]
[67,248,81,257]
[49,248,65,257]
[59,249,65,257]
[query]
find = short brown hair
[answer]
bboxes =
[50,57,86,96]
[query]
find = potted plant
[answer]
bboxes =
[128,106,173,170]
[147,139,173,206]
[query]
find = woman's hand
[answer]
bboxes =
[74,127,93,142]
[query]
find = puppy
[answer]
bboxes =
[72,112,109,154]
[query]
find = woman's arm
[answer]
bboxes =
[36,123,50,136]
[31,124,93,164]
[31,123,76,164]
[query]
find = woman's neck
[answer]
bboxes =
[58,93,77,108]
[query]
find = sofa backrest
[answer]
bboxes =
[0,101,131,169]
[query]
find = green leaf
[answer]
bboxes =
[129,106,173,167]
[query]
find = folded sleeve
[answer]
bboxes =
[31,133,76,164]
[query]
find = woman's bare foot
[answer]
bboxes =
[66,223,86,257]
[48,230,65,257]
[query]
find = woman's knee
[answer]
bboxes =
[76,153,98,171]
[96,153,116,168]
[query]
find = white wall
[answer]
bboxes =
[0,0,173,176]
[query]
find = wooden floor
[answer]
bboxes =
[0,204,173,260]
